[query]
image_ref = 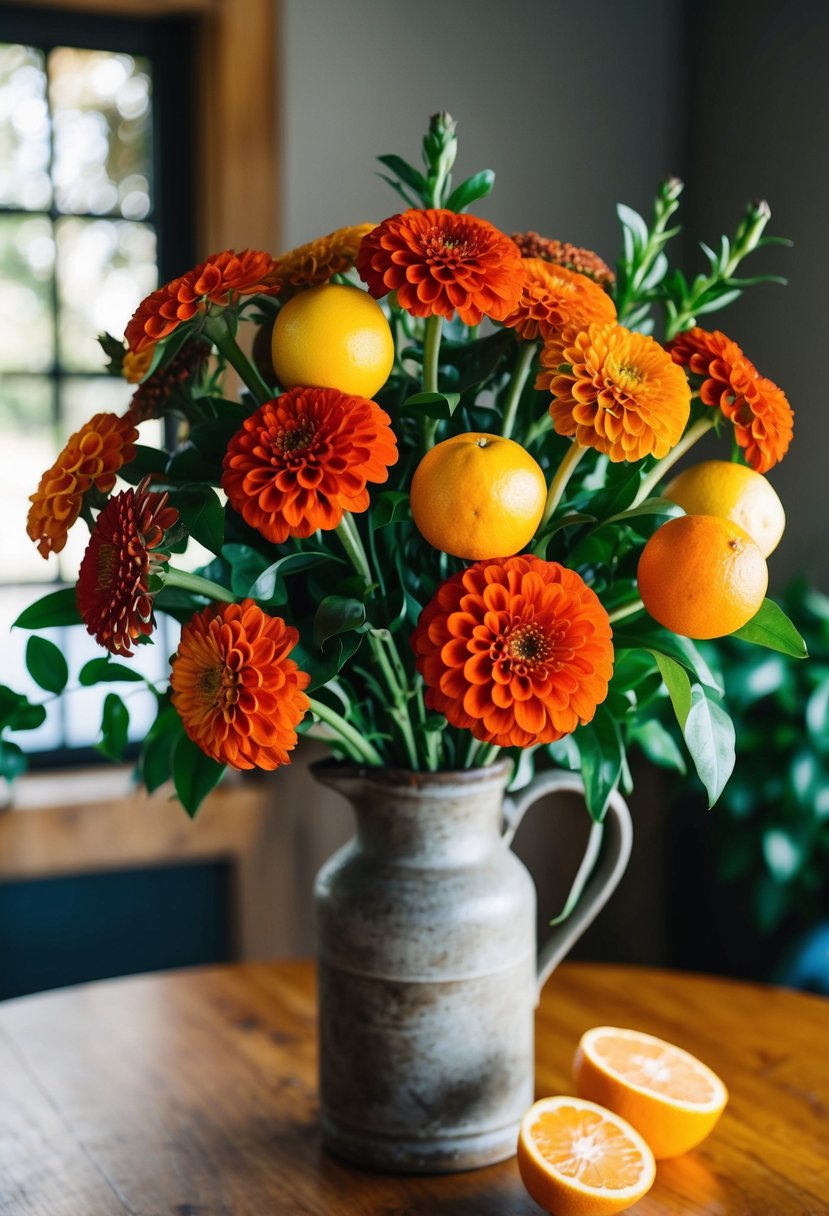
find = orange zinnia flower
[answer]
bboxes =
[501,259,616,342]
[170,599,310,771]
[27,412,139,558]
[356,208,524,325]
[124,249,281,353]
[538,322,691,462]
[412,555,613,749]
[279,223,375,295]
[511,231,616,288]
[221,385,398,543]
[76,477,179,656]
[668,327,793,473]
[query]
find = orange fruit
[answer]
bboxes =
[663,460,785,557]
[517,1095,656,1216]
[271,283,394,398]
[637,513,767,639]
[573,1027,729,1160]
[409,433,546,560]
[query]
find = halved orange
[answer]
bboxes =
[573,1027,728,1159]
[517,1095,656,1216]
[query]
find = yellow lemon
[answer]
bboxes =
[271,283,394,398]
[663,460,785,557]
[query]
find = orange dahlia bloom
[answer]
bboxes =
[125,249,281,353]
[356,208,524,325]
[501,259,616,342]
[538,322,691,462]
[668,327,793,473]
[222,385,398,544]
[27,412,139,558]
[511,232,616,288]
[412,555,613,749]
[279,223,375,295]
[170,599,310,771]
[76,477,178,656]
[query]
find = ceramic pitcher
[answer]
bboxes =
[312,758,633,1173]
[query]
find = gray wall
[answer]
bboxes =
[279,0,828,592]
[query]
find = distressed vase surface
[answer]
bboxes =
[312,759,632,1173]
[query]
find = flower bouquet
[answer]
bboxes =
[2,111,809,1173]
[3,112,804,818]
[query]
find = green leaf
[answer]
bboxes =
[0,739,27,781]
[248,550,332,604]
[140,704,183,794]
[400,391,460,420]
[631,719,686,773]
[223,543,273,597]
[14,587,81,630]
[617,203,649,250]
[576,707,623,822]
[78,658,145,686]
[173,486,225,554]
[762,828,804,883]
[376,153,427,195]
[445,169,495,212]
[732,598,808,658]
[373,491,412,529]
[25,636,68,694]
[605,497,685,526]
[172,732,225,817]
[683,684,735,807]
[292,626,364,692]
[651,650,692,728]
[118,444,169,485]
[314,596,367,648]
[616,627,722,693]
[5,698,47,732]
[189,416,244,463]
[97,693,130,761]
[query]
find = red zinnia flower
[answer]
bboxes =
[170,599,311,771]
[501,259,616,342]
[668,327,793,472]
[221,385,398,543]
[412,555,614,749]
[76,477,179,656]
[511,232,616,288]
[539,322,691,462]
[27,412,139,558]
[356,208,524,326]
[125,249,281,353]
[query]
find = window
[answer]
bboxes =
[0,6,196,762]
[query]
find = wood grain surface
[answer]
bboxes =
[0,961,827,1215]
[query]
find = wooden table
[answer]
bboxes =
[1,961,827,1215]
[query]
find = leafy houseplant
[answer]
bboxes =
[669,579,829,983]
[1,113,804,815]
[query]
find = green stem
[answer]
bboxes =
[632,415,716,505]
[336,515,373,586]
[204,314,273,406]
[414,679,440,772]
[501,341,537,439]
[539,442,587,531]
[477,742,502,767]
[307,697,384,766]
[422,314,444,449]
[608,598,645,625]
[369,634,419,770]
[164,567,236,603]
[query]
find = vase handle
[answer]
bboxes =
[501,770,633,995]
